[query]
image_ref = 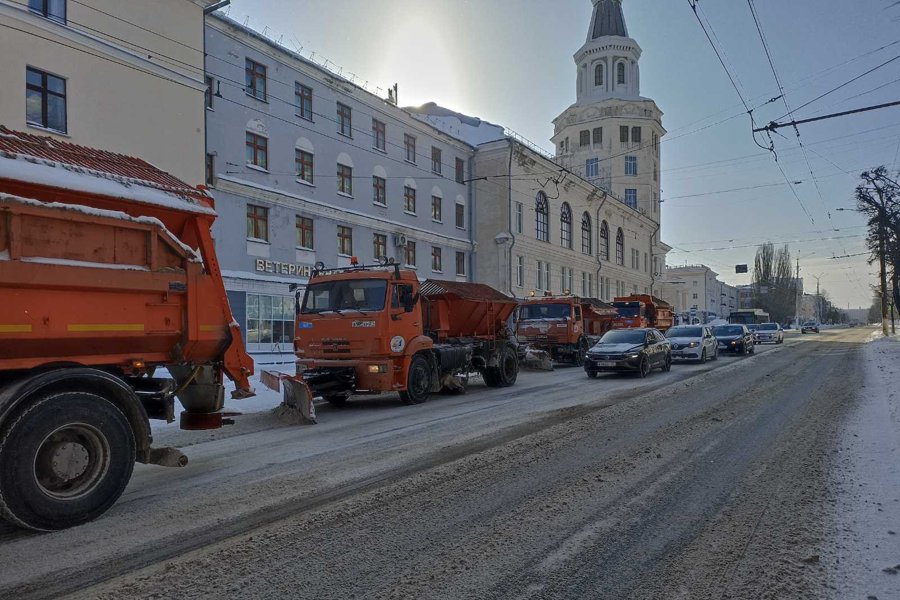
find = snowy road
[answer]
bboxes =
[1,327,896,599]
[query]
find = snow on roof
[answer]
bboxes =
[0,192,202,262]
[0,126,215,215]
[405,103,507,147]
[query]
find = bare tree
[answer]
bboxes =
[752,243,796,322]
[855,167,899,335]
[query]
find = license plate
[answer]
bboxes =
[596,361,616,367]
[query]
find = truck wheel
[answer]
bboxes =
[399,354,432,405]
[0,392,135,531]
[485,345,518,388]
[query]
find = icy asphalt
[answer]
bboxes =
[0,327,897,599]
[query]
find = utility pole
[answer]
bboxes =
[795,256,800,328]
[879,218,890,336]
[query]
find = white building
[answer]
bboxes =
[662,265,738,323]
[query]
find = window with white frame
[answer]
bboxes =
[516,256,524,287]
[625,156,637,176]
[560,203,572,249]
[586,158,599,179]
[625,189,637,209]
[514,201,523,233]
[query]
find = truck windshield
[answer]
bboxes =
[520,304,570,320]
[614,306,641,318]
[301,279,388,313]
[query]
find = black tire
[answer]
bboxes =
[485,345,518,388]
[699,348,707,364]
[749,344,755,354]
[0,391,135,531]
[399,354,432,405]
[637,355,651,378]
[662,353,672,372]
[712,347,719,361]
[586,370,599,379]
[323,395,348,407]
[573,339,588,367]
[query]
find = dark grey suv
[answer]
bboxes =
[584,328,672,378]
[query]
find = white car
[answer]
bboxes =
[755,322,784,344]
[665,325,718,363]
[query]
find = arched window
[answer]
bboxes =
[535,191,549,242]
[616,228,625,265]
[581,212,592,255]
[594,63,604,87]
[617,62,626,85]
[599,220,609,261]
[560,203,572,249]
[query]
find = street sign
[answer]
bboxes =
[735,264,748,274]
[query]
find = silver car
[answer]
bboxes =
[755,322,784,344]
[665,325,718,363]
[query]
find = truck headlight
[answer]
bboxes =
[390,336,406,353]
[368,364,387,374]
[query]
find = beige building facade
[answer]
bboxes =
[0,0,215,184]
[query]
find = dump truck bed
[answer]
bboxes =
[420,280,518,341]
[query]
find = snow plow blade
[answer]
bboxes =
[261,370,317,424]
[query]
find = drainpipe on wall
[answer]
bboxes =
[467,153,476,282]
[649,219,661,296]
[506,138,517,297]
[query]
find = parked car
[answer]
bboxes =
[755,322,784,344]
[665,325,718,363]
[746,323,761,344]
[584,328,671,378]
[712,324,755,355]
[801,321,820,334]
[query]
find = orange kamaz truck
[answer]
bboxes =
[265,261,519,411]
[517,295,618,365]
[0,128,253,530]
[611,294,675,332]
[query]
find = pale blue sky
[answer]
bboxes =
[225,0,900,308]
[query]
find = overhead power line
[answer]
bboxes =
[754,100,900,132]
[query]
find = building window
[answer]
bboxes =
[432,146,442,174]
[245,59,267,101]
[616,228,624,265]
[404,134,416,163]
[625,189,637,209]
[455,202,465,229]
[296,149,314,184]
[631,249,639,270]
[514,201,523,233]
[404,241,416,267]
[296,216,314,250]
[246,294,294,346]
[337,164,353,196]
[404,186,416,213]
[25,67,66,133]
[594,63,604,86]
[456,251,467,276]
[205,76,214,108]
[205,153,215,186]
[654,162,658,182]
[693,293,699,300]
[631,127,642,144]
[246,204,268,241]
[372,119,386,151]
[563,267,574,294]
[245,132,267,169]
[337,103,352,137]
[373,233,387,260]
[585,158,599,179]
[625,156,638,176]
[456,158,465,184]
[431,246,442,272]
[620,125,629,143]
[516,256,524,287]
[296,83,313,120]
[29,0,65,24]
[537,261,545,291]
[373,176,386,205]
[644,252,649,273]
[560,203,572,249]
[581,212,592,255]
[535,191,549,242]
[580,130,590,147]
[617,62,626,85]
[592,127,602,146]
[337,226,353,255]
[600,220,609,261]
[432,196,442,222]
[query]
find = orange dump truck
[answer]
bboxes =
[0,127,253,530]
[265,262,519,413]
[611,294,675,332]
[517,295,618,365]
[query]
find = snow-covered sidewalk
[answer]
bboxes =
[832,335,900,598]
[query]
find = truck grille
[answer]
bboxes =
[321,339,351,354]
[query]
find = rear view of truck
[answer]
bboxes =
[0,127,253,530]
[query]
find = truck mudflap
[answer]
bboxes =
[261,371,317,424]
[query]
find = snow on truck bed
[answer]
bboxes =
[0,126,216,216]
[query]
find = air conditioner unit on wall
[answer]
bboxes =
[393,233,408,247]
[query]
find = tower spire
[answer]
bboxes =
[588,0,628,42]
